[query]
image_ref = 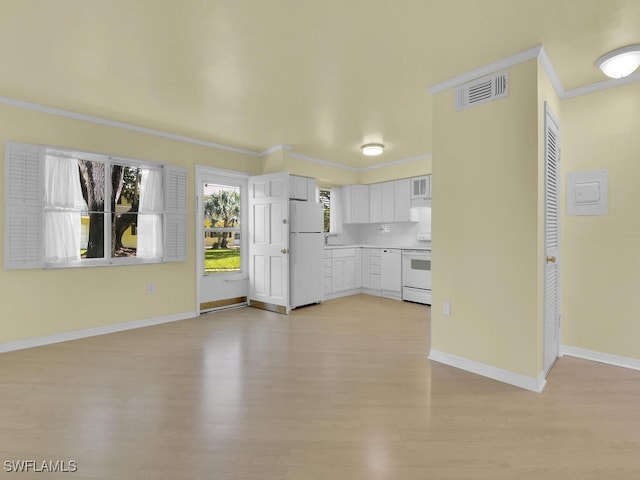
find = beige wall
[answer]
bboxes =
[560,83,640,360]
[431,59,541,378]
[359,157,431,185]
[0,103,260,344]
[284,151,359,187]
[261,149,359,186]
[0,102,416,345]
[261,148,428,187]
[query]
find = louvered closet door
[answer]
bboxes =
[544,104,561,375]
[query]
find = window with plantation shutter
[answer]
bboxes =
[4,141,188,269]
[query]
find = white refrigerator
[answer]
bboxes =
[289,200,324,309]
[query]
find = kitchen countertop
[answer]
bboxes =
[324,244,431,251]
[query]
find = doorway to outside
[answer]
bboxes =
[196,166,248,313]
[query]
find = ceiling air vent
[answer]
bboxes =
[455,70,509,110]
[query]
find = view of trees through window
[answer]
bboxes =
[319,189,331,233]
[203,184,241,273]
[78,161,146,258]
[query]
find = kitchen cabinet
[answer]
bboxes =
[410,175,431,206]
[362,248,382,292]
[329,248,361,294]
[393,179,411,223]
[369,180,404,224]
[290,175,316,201]
[323,249,332,294]
[342,185,370,224]
[381,181,395,223]
[381,248,402,299]
[369,183,382,223]
[326,246,402,300]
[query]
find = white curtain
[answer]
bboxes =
[137,168,164,258]
[44,154,85,263]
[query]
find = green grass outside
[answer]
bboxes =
[205,248,240,273]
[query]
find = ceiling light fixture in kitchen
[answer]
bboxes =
[361,143,384,156]
[596,44,640,79]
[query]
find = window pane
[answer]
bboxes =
[319,189,331,233]
[113,212,138,257]
[204,231,241,274]
[80,212,105,259]
[203,182,241,274]
[203,184,240,229]
[112,165,141,257]
[77,160,106,259]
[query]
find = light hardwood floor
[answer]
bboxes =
[1,294,639,479]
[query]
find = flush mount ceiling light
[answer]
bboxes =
[361,143,384,156]
[595,44,640,79]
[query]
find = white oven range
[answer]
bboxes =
[402,249,432,305]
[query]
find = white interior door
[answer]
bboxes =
[544,103,561,375]
[248,172,290,313]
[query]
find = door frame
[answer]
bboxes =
[543,101,561,375]
[195,165,249,315]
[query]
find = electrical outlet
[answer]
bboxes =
[442,302,451,316]
[147,283,156,295]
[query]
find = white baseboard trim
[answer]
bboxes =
[0,311,198,354]
[560,345,640,371]
[428,349,546,393]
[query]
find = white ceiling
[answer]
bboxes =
[1,0,639,168]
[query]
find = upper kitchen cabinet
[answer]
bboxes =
[393,178,411,222]
[370,182,395,223]
[381,181,395,223]
[410,175,431,206]
[290,175,316,201]
[370,183,382,223]
[342,184,370,224]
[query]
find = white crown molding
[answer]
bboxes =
[427,45,542,95]
[428,348,547,393]
[426,43,640,102]
[0,311,197,354]
[537,45,566,98]
[0,96,262,157]
[359,154,432,171]
[560,345,640,371]
[286,150,432,173]
[563,71,640,99]
[259,144,292,156]
[1,93,429,174]
[287,151,360,172]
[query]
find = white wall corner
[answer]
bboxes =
[536,45,566,98]
[428,348,547,393]
[0,311,198,354]
[260,144,293,156]
[560,345,640,371]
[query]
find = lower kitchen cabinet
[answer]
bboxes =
[326,248,361,299]
[381,248,402,299]
[323,250,332,293]
[362,248,382,294]
[326,246,404,301]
